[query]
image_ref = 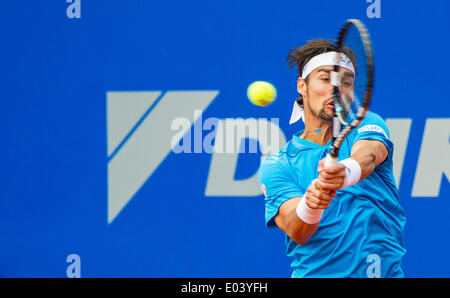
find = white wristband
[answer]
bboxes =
[340,158,362,188]
[296,194,324,225]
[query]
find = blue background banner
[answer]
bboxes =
[0,0,449,277]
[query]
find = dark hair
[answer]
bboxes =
[287,39,356,108]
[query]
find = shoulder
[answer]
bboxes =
[361,111,385,123]
[348,111,395,163]
[359,111,388,126]
[354,111,390,138]
[259,143,289,171]
[259,141,295,181]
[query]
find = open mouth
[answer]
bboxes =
[325,99,334,110]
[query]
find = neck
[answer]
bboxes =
[299,112,333,145]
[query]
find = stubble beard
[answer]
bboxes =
[305,89,333,122]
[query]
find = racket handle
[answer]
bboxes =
[324,153,338,168]
[317,154,338,194]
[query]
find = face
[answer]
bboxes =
[298,65,354,122]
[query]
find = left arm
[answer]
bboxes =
[349,139,388,180]
[316,139,388,191]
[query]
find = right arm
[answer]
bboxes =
[274,180,336,245]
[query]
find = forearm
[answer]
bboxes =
[285,208,319,245]
[316,139,388,192]
[275,181,334,245]
[275,197,318,245]
[350,140,388,181]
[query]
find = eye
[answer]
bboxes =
[321,77,330,82]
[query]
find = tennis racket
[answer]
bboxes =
[324,18,374,167]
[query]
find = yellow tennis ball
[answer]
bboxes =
[247,81,277,107]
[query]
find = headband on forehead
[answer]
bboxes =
[301,51,355,79]
[289,51,355,125]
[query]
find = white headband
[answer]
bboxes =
[301,51,355,79]
[289,51,355,125]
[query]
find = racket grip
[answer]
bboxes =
[324,153,338,168]
[317,154,339,194]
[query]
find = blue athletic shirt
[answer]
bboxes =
[259,111,406,278]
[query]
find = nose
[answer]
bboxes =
[327,83,334,96]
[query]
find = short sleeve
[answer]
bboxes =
[258,154,303,228]
[349,112,394,164]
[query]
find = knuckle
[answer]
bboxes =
[327,166,339,173]
[316,179,324,187]
[320,192,329,200]
[310,202,319,209]
[319,172,330,179]
[306,197,319,209]
[321,194,332,201]
[320,182,330,189]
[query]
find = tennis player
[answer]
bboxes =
[258,39,406,278]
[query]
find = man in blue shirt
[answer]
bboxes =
[258,39,406,278]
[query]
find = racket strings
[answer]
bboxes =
[341,24,368,126]
[329,19,373,157]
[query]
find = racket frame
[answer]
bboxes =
[328,19,374,159]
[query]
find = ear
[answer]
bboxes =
[297,77,307,98]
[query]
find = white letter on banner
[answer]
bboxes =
[66,254,81,278]
[66,0,81,19]
[366,0,381,19]
[107,91,218,224]
[205,118,285,196]
[170,117,192,154]
[412,119,450,197]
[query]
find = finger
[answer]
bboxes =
[305,194,332,209]
[306,202,330,210]
[319,170,346,179]
[323,163,346,174]
[317,159,325,172]
[312,179,328,193]
[318,174,345,187]
[319,179,344,188]
[318,175,344,187]
[304,195,328,209]
[311,187,333,202]
[308,185,334,201]
[316,178,341,192]
[311,178,339,195]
